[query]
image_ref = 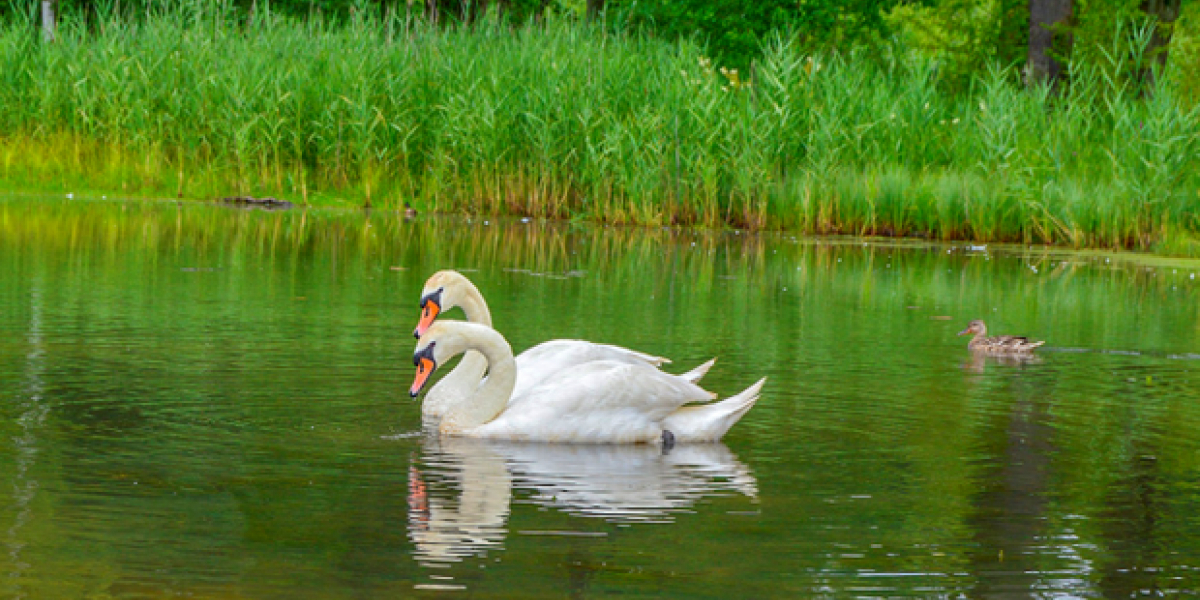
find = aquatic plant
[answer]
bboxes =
[0,10,1198,254]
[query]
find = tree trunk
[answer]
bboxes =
[586,0,605,22]
[247,0,257,30]
[426,0,439,25]
[1026,0,1074,88]
[41,0,57,43]
[1138,0,1183,89]
[467,0,489,26]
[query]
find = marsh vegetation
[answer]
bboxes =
[1,3,1198,254]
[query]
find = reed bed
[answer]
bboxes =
[1,11,1198,254]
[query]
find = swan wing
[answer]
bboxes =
[513,340,671,397]
[517,339,669,366]
[473,361,714,443]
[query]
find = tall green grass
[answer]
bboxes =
[1,10,1198,253]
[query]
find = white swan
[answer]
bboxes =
[410,321,765,443]
[413,270,715,423]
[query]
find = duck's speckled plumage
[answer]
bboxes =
[958,320,1044,353]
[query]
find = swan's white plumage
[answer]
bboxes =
[661,376,764,442]
[423,352,487,423]
[512,340,669,397]
[677,357,717,384]
[472,361,715,443]
[417,270,709,426]
[425,341,711,426]
[417,321,764,444]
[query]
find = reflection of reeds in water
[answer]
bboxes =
[5,199,1198,304]
[7,197,1197,371]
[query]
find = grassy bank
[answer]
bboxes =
[1,12,1198,254]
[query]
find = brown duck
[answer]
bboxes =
[957,320,1044,353]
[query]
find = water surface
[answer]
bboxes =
[2,197,1200,598]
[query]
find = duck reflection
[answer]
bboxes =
[963,351,1044,373]
[406,437,757,566]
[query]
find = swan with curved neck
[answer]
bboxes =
[411,321,764,443]
[414,272,494,423]
[413,270,716,425]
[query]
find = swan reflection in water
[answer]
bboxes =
[406,437,758,566]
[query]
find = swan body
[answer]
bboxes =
[958,319,1045,353]
[411,321,764,444]
[415,270,714,423]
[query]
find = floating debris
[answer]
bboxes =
[219,196,294,210]
[518,530,608,537]
[414,583,467,591]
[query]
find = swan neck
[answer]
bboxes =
[457,281,493,328]
[443,328,515,431]
[425,350,488,420]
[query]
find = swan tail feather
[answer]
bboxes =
[662,377,766,443]
[679,358,717,384]
[637,352,671,366]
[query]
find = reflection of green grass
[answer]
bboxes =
[1,14,1198,255]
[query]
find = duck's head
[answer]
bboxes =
[957,320,987,337]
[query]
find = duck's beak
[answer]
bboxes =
[957,327,971,336]
[413,289,443,339]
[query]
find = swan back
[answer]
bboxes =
[472,360,716,444]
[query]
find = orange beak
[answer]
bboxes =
[410,357,435,397]
[414,288,444,339]
[957,327,972,336]
[413,300,440,339]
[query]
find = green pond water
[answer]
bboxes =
[2,197,1200,598]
